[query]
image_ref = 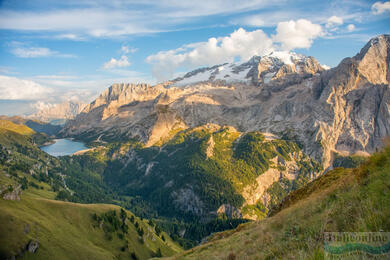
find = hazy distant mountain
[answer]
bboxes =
[28,101,86,125]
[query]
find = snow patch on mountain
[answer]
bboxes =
[171,51,315,87]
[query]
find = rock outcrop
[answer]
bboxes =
[217,204,242,219]
[1,184,22,201]
[27,240,39,253]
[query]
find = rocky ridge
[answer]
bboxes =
[62,35,390,172]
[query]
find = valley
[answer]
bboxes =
[1,34,389,259]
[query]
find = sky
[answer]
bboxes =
[0,0,389,115]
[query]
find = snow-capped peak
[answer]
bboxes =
[265,51,304,65]
[170,51,323,87]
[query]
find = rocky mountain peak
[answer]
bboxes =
[354,34,390,85]
[83,83,154,114]
[171,51,324,87]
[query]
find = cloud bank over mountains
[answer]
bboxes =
[0,0,388,115]
[147,19,323,81]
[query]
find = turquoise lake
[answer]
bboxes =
[41,139,87,156]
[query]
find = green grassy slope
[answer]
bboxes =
[168,145,390,259]
[0,119,51,146]
[0,116,62,136]
[0,120,35,136]
[0,187,181,259]
[0,121,182,260]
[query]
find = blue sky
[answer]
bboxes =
[0,0,389,115]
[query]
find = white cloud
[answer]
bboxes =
[272,19,323,51]
[31,101,55,111]
[55,34,85,41]
[9,42,77,58]
[326,16,343,28]
[146,28,273,81]
[347,24,356,32]
[147,19,324,81]
[103,55,131,69]
[35,75,79,80]
[236,15,265,27]
[0,1,282,38]
[11,47,54,58]
[0,71,152,115]
[0,75,52,100]
[372,1,390,15]
[121,46,137,54]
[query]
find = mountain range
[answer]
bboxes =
[62,35,390,170]
[0,34,389,259]
[58,35,390,220]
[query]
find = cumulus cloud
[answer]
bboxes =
[372,1,390,15]
[146,28,273,81]
[347,24,356,32]
[0,75,52,100]
[147,20,324,80]
[146,19,323,81]
[272,19,323,51]
[103,55,131,69]
[326,16,343,28]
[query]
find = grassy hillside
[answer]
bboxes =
[0,184,181,259]
[0,116,61,136]
[169,145,390,259]
[0,119,51,146]
[0,121,182,259]
[0,121,62,189]
[0,119,35,136]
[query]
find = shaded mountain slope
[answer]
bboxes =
[167,144,390,259]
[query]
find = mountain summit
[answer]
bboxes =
[170,51,325,86]
[62,35,390,171]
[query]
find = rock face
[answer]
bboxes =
[217,204,242,219]
[62,35,390,171]
[1,184,22,201]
